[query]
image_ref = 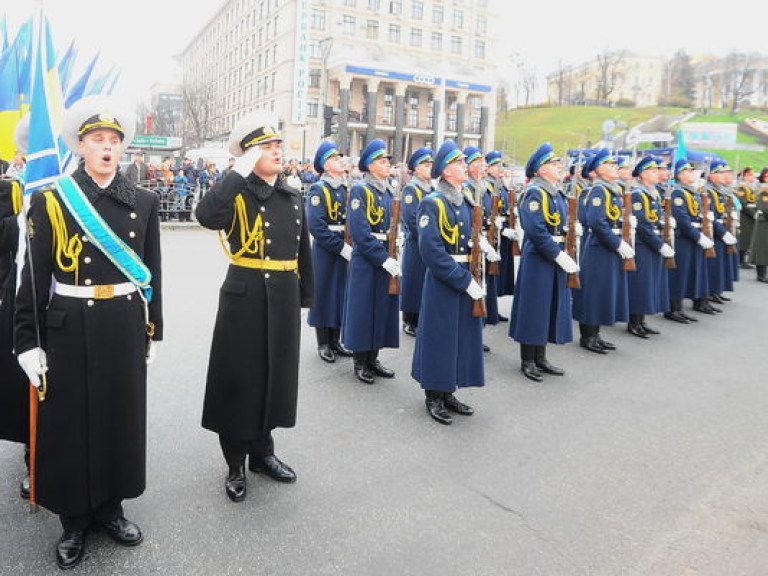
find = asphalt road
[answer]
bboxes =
[2,228,767,576]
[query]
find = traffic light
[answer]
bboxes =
[323,105,340,137]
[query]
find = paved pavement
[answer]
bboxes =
[2,229,767,576]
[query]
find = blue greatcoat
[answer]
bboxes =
[509,178,573,345]
[487,177,516,296]
[411,187,484,392]
[399,177,432,314]
[628,184,670,315]
[342,176,399,351]
[466,179,500,323]
[572,180,629,326]
[668,185,709,300]
[705,185,738,293]
[306,178,348,328]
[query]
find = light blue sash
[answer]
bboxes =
[54,176,153,302]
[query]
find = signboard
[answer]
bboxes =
[344,65,492,93]
[682,122,738,147]
[129,135,182,149]
[291,0,311,125]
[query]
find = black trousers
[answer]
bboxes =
[60,499,123,532]
[219,432,275,470]
[402,312,419,327]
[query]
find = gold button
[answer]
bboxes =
[84,256,92,263]
[129,231,136,238]
[87,300,94,306]
[84,279,92,285]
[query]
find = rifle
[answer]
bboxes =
[387,193,400,295]
[662,185,676,269]
[621,186,637,271]
[700,187,717,259]
[470,200,487,318]
[344,186,352,247]
[565,188,581,289]
[507,187,521,256]
[487,186,500,275]
[725,195,737,255]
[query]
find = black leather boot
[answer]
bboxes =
[520,344,543,381]
[628,314,649,338]
[368,350,394,378]
[56,530,86,569]
[664,300,690,323]
[329,328,353,357]
[425,390,451,425]
[443,392,474,415]
[758,265,768,283]
[402,312,418,336]
[225,465,246,502]
[739,250,754,269]
[315,327,335,363]
[534,346,565,376]
[353,353,375,384]
[579,323,606,354]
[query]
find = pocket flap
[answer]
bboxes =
[221,280,247,295]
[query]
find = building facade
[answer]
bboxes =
[179,0,498,162]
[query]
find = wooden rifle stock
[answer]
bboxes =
[725,195,737,255]
[470,204,486,317]
[387,196,401,294]
[662,188,676,269]
[621,188,637,271]
[507,188,521,256]
[487,190,500,275]
[566,194,581,289]
[700,190,716,258]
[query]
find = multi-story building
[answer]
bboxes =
[693,55,768,110]
[179,0,498,162]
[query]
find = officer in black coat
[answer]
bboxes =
[15,96,163,570]
[196,110,314,503]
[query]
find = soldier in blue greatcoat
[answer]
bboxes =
[572,148,633,354]
[306,141,354,363]
[342,139,400,384]
[510,143,578,382]
[626,156,674,338]
[485,150,519,297]
[399,147,433,337]
[411,140,483,425]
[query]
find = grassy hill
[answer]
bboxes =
[495,106,768,170]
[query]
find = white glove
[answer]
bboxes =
[485,246,501,262]
[698,235,715,250]
[659,243,675,258]
[706,212,715,222]
[501,228,518,240]
[494,215,505,229]
[554,251,580,274]
[629,215,638,229]
[465,279,485,300]
[395,232,405,250]
[340,243,353,261]
[382,257,401,277]
[575,222,584,237]
[731,210,738,220]
[233,147,263,178]
[17,347,47,389]
[722,231,738,245]
[616,240,635,259]
[478,234,493,253]
[667,216,677,229]
[146,341,159,365]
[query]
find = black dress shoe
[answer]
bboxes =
[444,394,474,415]
[664,311,690,324]
[402,323,417,336]
[497,314,509,322]
[717,293,731,301]
[535,358,565,376]
[425,397,452,425]
[580,337,607,354]
[596,335,616,350]
[370,360,395,378]
[330,341,353,357]
[627,323,649,338]
[318,345,335,363]
[249,455,297,483]
[707,302,723,313]
[693,301,715,314]
[483,343,491,353]
[708,294,725,304]
[96,517,143,547]
[354,364,375,384]
[56,530,86,570]
[225,465,246,502]
[640,322,660,334]
[20,475,30,500]
[521,360,544,382]
[680,311,698,322]
[758,276,768,283]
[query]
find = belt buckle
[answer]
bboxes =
[93,284,115,299]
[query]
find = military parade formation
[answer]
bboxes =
[2,95,768,570]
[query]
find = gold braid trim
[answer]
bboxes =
[640,192,659,223]
[604,190,621,221]
[319,183,339,221]
[683,190,699,216]
[432,197,459,246]
[540,191,561,227]
[11,181,22,215]
[218,194,264,260]
[42,191,82,278]
[363,185,383,226]
[711,190,726,214]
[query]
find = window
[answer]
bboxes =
[311,9,325,30]
[366,19,379,39]
[273,15,279,37]
[383,88,394,124]
[307,99,319,118]
[407,92,419,127]
[389,0,402,14]
[476,16,487,34]
[432,5,443,24]
[474,40,485,59]
[452,9,463,29]
[342,14,356,35]
[271,72,276,93]
[368,0,380,10]
[344,0,356,5]
[388,24,400,43]
[431,31,442,51]
[450,35,462,55]
[412,1,423,19]
[309,69,321,89]
[410,28,422,47]
[310,42,322,59]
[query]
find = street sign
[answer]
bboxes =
[130,135,182,149]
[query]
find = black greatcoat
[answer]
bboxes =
[0,179,28,444]
[14,167,163,517]
[197,171,313,440]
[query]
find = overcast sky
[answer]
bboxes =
[6,0,763,107]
